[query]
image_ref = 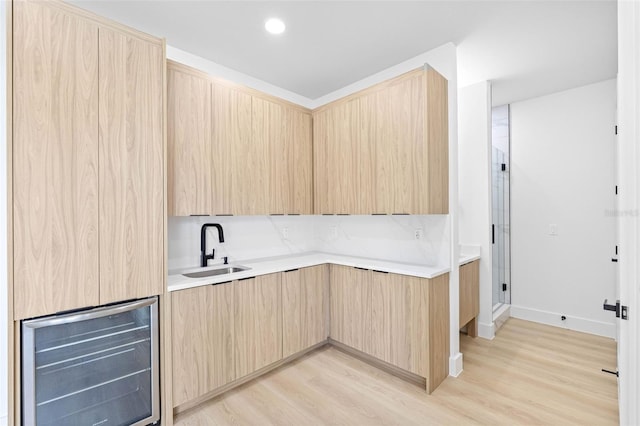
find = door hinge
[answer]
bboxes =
[615,125,618,135]
[615,185,618,195]
[502,283,507,292]
[603,299,628,320]
[501,163,506,171]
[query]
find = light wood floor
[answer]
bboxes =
[174,318,618,425]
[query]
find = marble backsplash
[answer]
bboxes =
[168,215,451,272]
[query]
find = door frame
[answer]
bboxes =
[616,1,640,424]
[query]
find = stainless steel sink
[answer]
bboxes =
[182,265,250,279]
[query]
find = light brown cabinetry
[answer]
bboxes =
[282,266,329,357]
[167,67,212,216]
[12,0,100,319]
[234,273,283,378]
[167,61,313,216]
[314,67,448,215]
[213,83,251,215]
[98,27,164,304]
[330,265,371,351]
[459,260,480,337]
[329,265,449,393]
[171,282,235,406]
[12,0,165,319]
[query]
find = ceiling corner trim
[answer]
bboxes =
[166,45,316,109]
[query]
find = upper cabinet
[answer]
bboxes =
[98,27,165,304]
[12,0,165,319]
[13,1,100,319]
[167,61,313,216]
[168,66,212,216]
[314,67,449,215]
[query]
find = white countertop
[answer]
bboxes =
[168,251,481,293]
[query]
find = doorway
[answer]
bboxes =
[491,105,511,310]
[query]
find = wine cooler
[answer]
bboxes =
[21,297,160,426]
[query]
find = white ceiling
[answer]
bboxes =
[70,0,617,106]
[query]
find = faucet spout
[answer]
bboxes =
[200,223,225,267]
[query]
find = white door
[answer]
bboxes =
[615,2,639,424]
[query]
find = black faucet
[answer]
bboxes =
[201,223,225,267]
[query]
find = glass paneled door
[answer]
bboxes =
[492,105,511,307]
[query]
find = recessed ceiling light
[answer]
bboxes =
[265,18,286,35]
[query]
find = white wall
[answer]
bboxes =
[458,81,494,339]
[0,1,8,424]
[510,79,617,338]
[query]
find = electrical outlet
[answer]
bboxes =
[282,227,289,240]
[415,228,423,240]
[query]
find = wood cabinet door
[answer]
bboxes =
[329,265,371,351]
[313,99,362,214]
[13,1,100,319]
[422,68,449,214]
[98,28,164,304]
[171,283,235,407]
[213,84,252,216]
[285,109,313,214]
[282,266,328,357]
[365,73,424,214]
[234,274,282,378]
[459,260,480,327]
[168,65,212,215]
[368,273,430,376]
[252,97,282,215]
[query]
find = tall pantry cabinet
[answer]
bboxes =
[12,0,165,318]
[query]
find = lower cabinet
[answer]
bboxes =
[170,264,450,410]
[234,273,283,378]
[282,265,329,358]
[330,265,450,393]
[459,260,480,336]
[171,282,235,407]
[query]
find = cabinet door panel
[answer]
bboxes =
[213,85,252,215]
[330,266,370,351]
[369,272,411,369]
[168,67,211,215]
[285,109,313,214]
[366,75,424,214]
[459,260,480,327]
[314,100,360,214]
[283,266,328,357]
[13,1,99,319]
[98,28,164,303]
[252,97,283,215]
[234,274,282,378]
[172,283,235,407]
[422,68,449,214]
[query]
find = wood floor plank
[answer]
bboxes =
[175,318,618,425]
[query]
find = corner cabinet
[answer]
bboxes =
[314,67,449,215]
[329,265,450,394]
[167,61,313,216]
[12,0,165,320]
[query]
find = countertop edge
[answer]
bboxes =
[168,252,480,293]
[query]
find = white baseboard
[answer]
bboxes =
[493,304,511,332]
[449,352,463,377]
[510,305,616,338]
[477,321,495,340]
